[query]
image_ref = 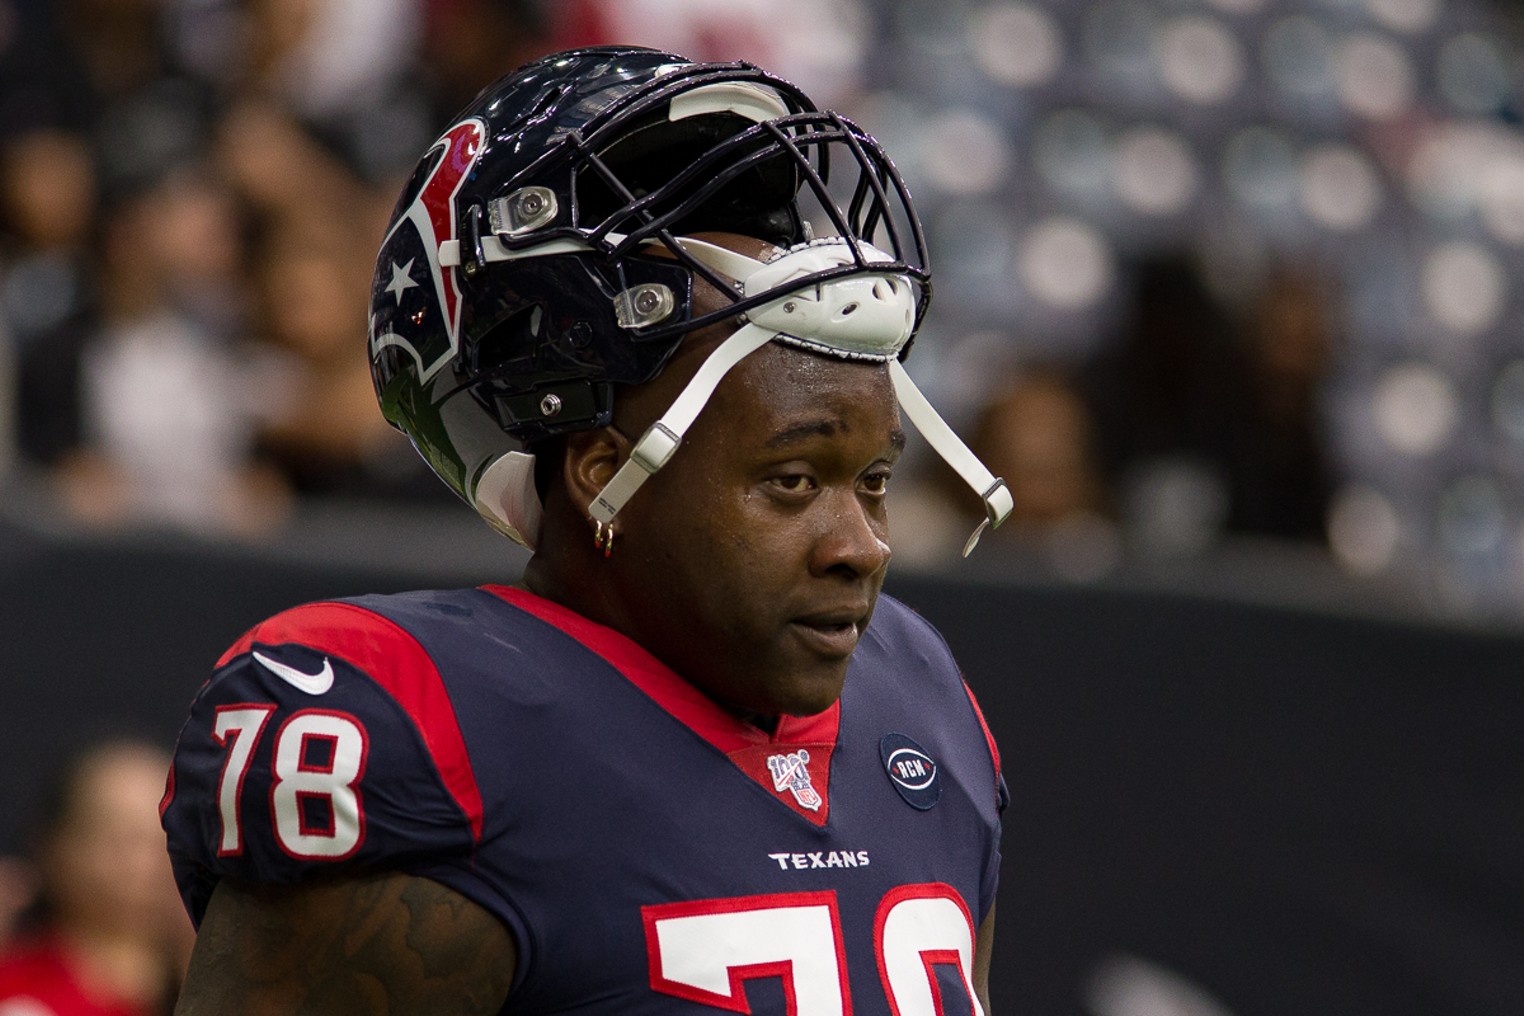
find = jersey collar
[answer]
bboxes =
[482,585,841,754]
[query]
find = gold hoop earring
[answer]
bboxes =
[593,520,615,558]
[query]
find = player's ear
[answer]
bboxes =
[562,427,629,511]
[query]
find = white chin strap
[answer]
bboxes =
[589,316,776,524]
[888,360,1015,556]
[585,238,1014,556]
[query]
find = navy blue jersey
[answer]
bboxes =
[162,585,1005,1014]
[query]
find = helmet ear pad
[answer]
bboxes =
[529,435,567,506]
[458,251,695,444]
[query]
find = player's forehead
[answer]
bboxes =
[615,230,902,439]
[715,342,902,455]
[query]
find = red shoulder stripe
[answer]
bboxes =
[158,760,175,819]
[963,681,1002,781]
[218,601,484,841]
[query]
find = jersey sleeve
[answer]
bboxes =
[160,600,486,926]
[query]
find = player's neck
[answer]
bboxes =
[746,713,781,735]
[521,551,613,628]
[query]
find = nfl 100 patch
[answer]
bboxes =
[879,733,940,810]
[766,748,823,811]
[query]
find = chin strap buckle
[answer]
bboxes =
[962,478,1015,556]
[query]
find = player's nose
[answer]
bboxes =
[809,490,891,579]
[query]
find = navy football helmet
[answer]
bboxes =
[369,46,1010,551]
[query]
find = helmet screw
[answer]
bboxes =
[613,283,676,329]
[783,301,796,313]
[490,187,558,235]
[568,321,593,348]
[540,393,563,417]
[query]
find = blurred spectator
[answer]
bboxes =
[971,367,1110,529]
[0,738,192,1016]
[52,164,292,535]
[0,0,462,532]
[1081,252,1247,558]
[247,202,438,501]
[0,127,99,469]
[973,367,1121,577]
[212,97,372,225]
[0,2,94,136]
[0,858,33,951]
[1226,264,1336,542]
[551,0,870,106]
[234,0,432,184]
[1081,252,1336,557]
[895,364,1121,578]
[423,0,552,121]
[59,0,216,196]
[61,0,170,98]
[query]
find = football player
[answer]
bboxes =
[162,47,1014,1014]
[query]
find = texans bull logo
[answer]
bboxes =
[370,118,486,383]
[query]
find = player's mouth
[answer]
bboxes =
[788,609,867,659]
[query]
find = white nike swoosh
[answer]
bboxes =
[253,650,335,695]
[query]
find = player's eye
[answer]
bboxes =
[860,469,892,495]
[772,473,817,493]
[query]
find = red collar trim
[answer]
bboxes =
[482,585,840,754]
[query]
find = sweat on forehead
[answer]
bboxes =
[611,312,883,439]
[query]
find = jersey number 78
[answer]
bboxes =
[212,704,369,860]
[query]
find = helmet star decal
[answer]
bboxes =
[384,259,419,304]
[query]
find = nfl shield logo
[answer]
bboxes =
[766,749,822,811]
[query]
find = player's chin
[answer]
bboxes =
[768,658,852,718]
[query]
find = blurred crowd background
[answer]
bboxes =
[8,0,1524,627]
[7,0,1524,623]
[4,1,1524,1013]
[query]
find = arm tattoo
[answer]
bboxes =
[175,872,515,1015]
[974,904,996,1015]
